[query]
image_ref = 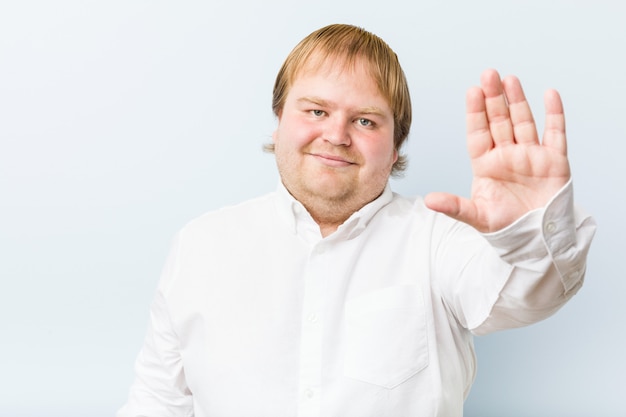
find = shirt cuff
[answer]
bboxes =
[480,179,588,292]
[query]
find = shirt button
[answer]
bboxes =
[545,221,556,234]
[308,313,318,323]
[304,388,314,399]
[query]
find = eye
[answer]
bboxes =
[357,118,374,127]
[311,109,326,117]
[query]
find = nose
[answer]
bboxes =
[323,116,351,146]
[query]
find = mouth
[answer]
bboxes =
[309,152,355,168]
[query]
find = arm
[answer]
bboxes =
[428,70,596,333]
[117,235,194,417]
[432,179,595,335]
[474,180,595,335]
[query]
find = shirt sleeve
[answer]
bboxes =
[116,234,194,417]
[433,180,597,336]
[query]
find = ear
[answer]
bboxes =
[392,149,398,164]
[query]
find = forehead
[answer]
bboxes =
[295,52,375,83]
[286,63,393,123]
[291,61,385,105]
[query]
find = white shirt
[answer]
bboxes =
[117,180,595,417]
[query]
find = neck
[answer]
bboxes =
[304,198,355,237]
[296,189,385,238]
[318,222,342,238]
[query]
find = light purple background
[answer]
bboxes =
[1,1,623,416]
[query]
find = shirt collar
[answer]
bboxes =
[274,181,394,242]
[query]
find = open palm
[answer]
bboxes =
[425,69,571,233]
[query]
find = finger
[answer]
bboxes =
[542,89,567,155]
[466,86,493,159]
[502,75,539,145]
[481,69,515,146]
[424,192,483,231]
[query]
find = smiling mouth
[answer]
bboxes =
[310,152,355,167]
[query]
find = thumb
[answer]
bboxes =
[424,192,481,229]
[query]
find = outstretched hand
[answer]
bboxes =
[424,69,571,233]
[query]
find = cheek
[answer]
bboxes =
[278,118,319,147]
[363,139,396,167]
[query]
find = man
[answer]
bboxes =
[118,24,596,416]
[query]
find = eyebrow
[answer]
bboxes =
[297,96,330,107]
[297,96,388,117]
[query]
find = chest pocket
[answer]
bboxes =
[343,284,429,389]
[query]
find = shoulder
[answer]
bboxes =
[385,192,432,219]
[382,191,469,236]
[180,192,278,237]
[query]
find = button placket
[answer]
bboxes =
[296,244,327,417]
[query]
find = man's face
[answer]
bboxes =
[272,58,397,218]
